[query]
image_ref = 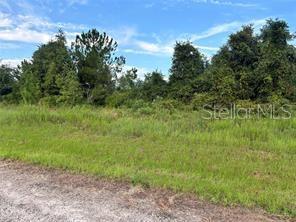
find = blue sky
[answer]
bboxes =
[0,0,295,77]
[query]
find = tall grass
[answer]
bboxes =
[0,105,295,217]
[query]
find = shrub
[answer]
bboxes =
[152,98,183,113]
[191,93,215,110]
[127,99,150,111]
[267,93,290,106]
[136,106,155,115]
[39,96,59,107]
[90,85,109,105]
[235,100,258,110]
[106,91,131,108]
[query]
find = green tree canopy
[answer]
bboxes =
[169,41,205,101]
[169,41,205,85]
[72,29,125,105]
[141,71,167,101]
[0,65,19,96]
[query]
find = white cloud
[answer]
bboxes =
[121,18,267,58]
[136,41,168,53]
[195,45,220,51]
[190,21,242,41]
[144,3,155,8]
[110,27,139,45]
[0,28,51,43]
[123,41,173,57]
[0,13,12,27]
[155,0,258,9]
[123,41,218,58]
[66,0,88,6]
[188,18,266,41]
[0,12,88,44]
[0,14,52,43]
[191,0,257,8]
[0,58,28,67]
[0,42,21,49]
[0,0,91,45]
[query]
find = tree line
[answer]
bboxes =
[1,19,295,108]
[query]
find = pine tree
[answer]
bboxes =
[20,61,41,104]
[44,62,59,96]
[56,65,82,105]
[72,29,125,105]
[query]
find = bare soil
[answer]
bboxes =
[0,160,290,222]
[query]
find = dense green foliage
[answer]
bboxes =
[169,41,205,101]
[0,19,295,108]
[0,105,295,216]
[72,29,125,105]
[0,64,20,102]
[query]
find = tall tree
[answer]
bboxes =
[261,19,294,48]
[217,25,259,70]
[169,41,205,101]
[19,60,41,104]
[169,41,204,84]
[255,19,296,101]
[212,25,260,100]
[72,29,125,105]
[56,64,83,105]
[18,30,75,104]
[44,62,59,96]
[31,30,73,97]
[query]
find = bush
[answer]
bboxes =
[89,85,110,105]
[152,98,183,113]
[235,100,258,110]
[168,85,195,103]
[0,91,21,104]
[136,106,155,115]
[191,93,215,110]
[106,91,131,108]
[267,93,290,106]
[126,99,150,111]
[39,96,59,107]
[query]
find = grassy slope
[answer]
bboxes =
[0,105,295,216]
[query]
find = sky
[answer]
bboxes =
[0,0,295,78]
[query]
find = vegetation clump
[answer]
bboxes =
[0,19,295,108]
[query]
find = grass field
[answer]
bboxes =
[0,105,295,217]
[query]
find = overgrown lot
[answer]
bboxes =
[0,105,295,217]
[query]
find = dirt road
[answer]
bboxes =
[0,160,286,222]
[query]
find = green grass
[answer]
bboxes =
[0,105,295,217]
